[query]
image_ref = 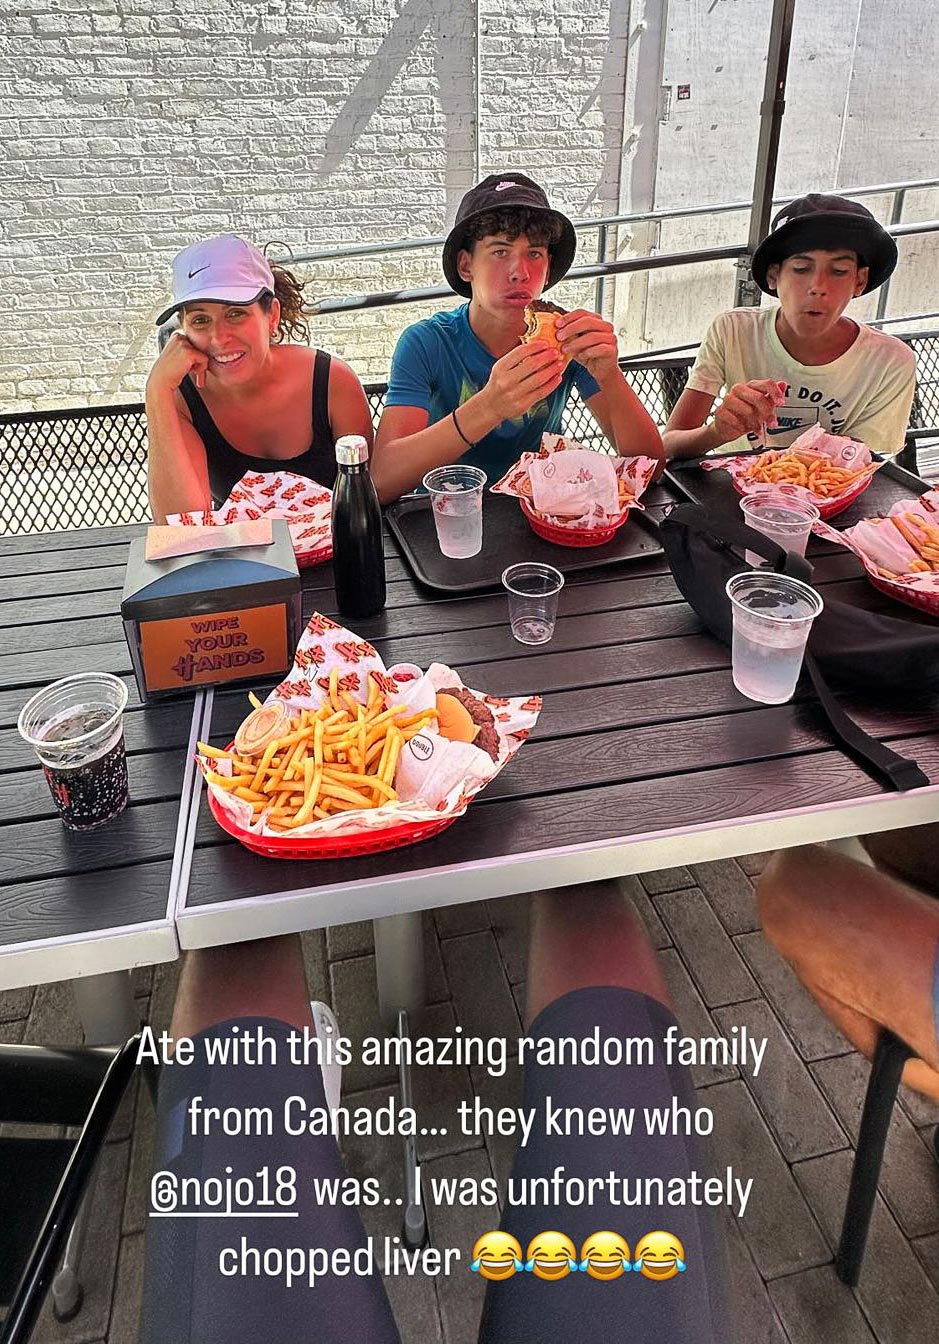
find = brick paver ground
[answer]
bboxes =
[4,856,939,1342]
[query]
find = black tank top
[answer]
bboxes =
[179,349,336,503]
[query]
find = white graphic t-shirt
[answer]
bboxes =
[686,305,916,455]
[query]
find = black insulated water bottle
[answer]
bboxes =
[331,435,386,619]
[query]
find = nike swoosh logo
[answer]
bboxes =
[187,265,209,278]
[765,423,811,435]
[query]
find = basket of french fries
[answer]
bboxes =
[702,425,882,520]
[169,470,333,569]
[492,434,660,546]
[813,489,939,617]
[197,612,542,858]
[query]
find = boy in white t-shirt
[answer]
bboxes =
[664,194,916,459]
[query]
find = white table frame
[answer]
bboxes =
[173,692,939,1020]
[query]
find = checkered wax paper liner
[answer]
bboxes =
[491,433,660,530]
[168,470,332,561]
[814,487,939,596]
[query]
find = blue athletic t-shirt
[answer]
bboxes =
[384,304,602,483]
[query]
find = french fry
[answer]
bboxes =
[205,770,247,790]
[892,514,927,552]
[197,742,237,761]
[320,779,376,807]
[250,741,278,792]
[383,727,403,787]
[288,757,322,828]
[324,770,397,800]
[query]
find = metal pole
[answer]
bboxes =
[595,222,608,315]
[875,187,907,322]
[734,0,797,307]
[474,0,482,178]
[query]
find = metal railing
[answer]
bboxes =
[3,330,938,537]
[282,175,939,319]
[285,175,939,263]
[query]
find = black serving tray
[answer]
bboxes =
[384,479,689,594]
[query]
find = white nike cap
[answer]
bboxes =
[155,235,275,326]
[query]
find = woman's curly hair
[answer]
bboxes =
[259,244,312,344]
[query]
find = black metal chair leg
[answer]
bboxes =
[835,1029,914,1287]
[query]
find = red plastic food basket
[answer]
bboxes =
[206,779,457,859]
[868,573,939,617]
[733,471,873,521]
[519,497,629,547]
[295,543,333,570]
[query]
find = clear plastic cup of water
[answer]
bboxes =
[423,464,487,558]
[725,573,823,704]
[740,492,820,566]
[18,672,130,829]
[502,563,565,645]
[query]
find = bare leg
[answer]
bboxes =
[526,878,671,1024]
[170,934,315,1042]
[484,880,731,1343]
[759,845,939,1100]
[142,933,401,1343]
[862,822,939,896]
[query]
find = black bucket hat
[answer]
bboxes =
[751,193,897,295]
[442,173,576,299]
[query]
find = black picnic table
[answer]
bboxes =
[2,475,938,1015]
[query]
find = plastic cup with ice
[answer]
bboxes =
[725,573,823,704]
[740,491,820,565]
[423,465,487,558]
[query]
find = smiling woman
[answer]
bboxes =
[145,235,373,523]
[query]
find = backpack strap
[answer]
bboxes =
[803,652,930,791]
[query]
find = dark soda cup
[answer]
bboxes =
[18,673,130,831]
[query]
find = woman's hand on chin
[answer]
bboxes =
[148,331,210,395]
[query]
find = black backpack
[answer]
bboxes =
[658,500,935,792]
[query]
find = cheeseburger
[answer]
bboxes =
[521,299,570,367]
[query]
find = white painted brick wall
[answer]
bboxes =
[0,0,625,411]
[1,1,936,414]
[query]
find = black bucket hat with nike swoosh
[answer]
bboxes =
[442,173,577,299]
[155,235,276,325]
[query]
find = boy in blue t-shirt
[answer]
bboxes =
[372,173,664,501]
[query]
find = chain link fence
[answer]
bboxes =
[1,403,149,536]
[2,339,937,537]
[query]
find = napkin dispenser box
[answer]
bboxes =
[121,520,302,701]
